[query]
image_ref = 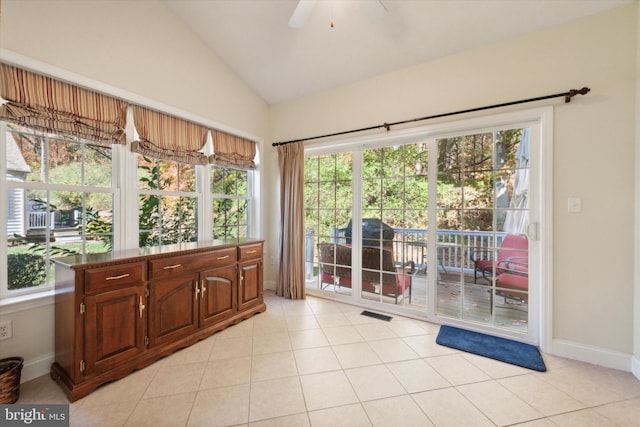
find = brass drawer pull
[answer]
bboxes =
[163,264,182,270]
[217,255,230,260]
[246,250,257,254]
[106,274,130,281]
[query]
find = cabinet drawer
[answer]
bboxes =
[239,243,263,261]
[149,248,237,280]
[85,262,146,294]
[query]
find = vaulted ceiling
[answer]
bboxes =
[164,0,633,104]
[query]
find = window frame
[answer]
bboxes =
[210,164,253,240]
[303,107,552,347]
[136,155,200,248]
[0,121,118,300]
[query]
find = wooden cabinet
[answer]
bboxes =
[238,242,263,312]
[81,261,147,376]
[200,265,237,326]
[50,240,265,402]
[148,272,199,347]
[84,285,146,375]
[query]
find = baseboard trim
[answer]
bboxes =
[551,338,632,372]
[20,352,55,383]
[632,355,640,380]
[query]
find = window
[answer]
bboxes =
[2,122,114,298]
[211,165,250,239]
[137,155,197,247]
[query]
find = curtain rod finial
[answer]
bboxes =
[565,87,590,103]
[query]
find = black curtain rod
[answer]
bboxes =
[271,87,590,147]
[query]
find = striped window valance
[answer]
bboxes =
[131,106,209,165]
[210,130,256,170]
[0,63,127,145]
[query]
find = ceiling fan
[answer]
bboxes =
[288,0,317,29]
[288,0,388,29]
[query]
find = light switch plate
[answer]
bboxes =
[568,197,582,213]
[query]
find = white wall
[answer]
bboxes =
[0,302,55,382]
[0,0,270,381]
[0,0,268,137]
[270,4,639,368]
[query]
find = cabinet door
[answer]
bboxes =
[84,286,146,376]
[238,260,263,312]
[148,273,199,347]
[200,265,237,327]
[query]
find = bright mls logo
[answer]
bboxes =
[1,405,69,426]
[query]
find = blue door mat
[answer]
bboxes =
[436,325,546,372]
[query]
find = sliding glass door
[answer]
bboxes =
[433,127,532,334]
[358,145,428,308]
[304,153,354,297]
[304,111,543,343]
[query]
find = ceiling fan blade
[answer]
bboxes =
[288,0,317,29]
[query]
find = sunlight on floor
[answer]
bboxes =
[308,272,529,333]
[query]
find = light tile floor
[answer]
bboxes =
[16,291,640,426]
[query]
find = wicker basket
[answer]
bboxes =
[0,357,23,404]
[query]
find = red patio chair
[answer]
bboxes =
[471,234,528,283]
[471,234,529,304]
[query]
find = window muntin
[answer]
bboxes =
[137,155,198,247]
[211,166,250,239]
[304,153,353,294]
[362,144,429,232]
[3,123,114,297]
[359,144,428,306]
[435,128,529,330]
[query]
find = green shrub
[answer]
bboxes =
[8,253,46,290]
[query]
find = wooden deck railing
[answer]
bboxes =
[306,227,508,276]
[393,228,507,274]
[27,211,54,230]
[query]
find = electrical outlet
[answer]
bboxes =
[0,320,12,341]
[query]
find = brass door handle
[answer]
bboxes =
[138,296,145,318]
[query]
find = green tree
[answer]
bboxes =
[304,129,524,235]
[138,157,197,247]
[212,168,248,239]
